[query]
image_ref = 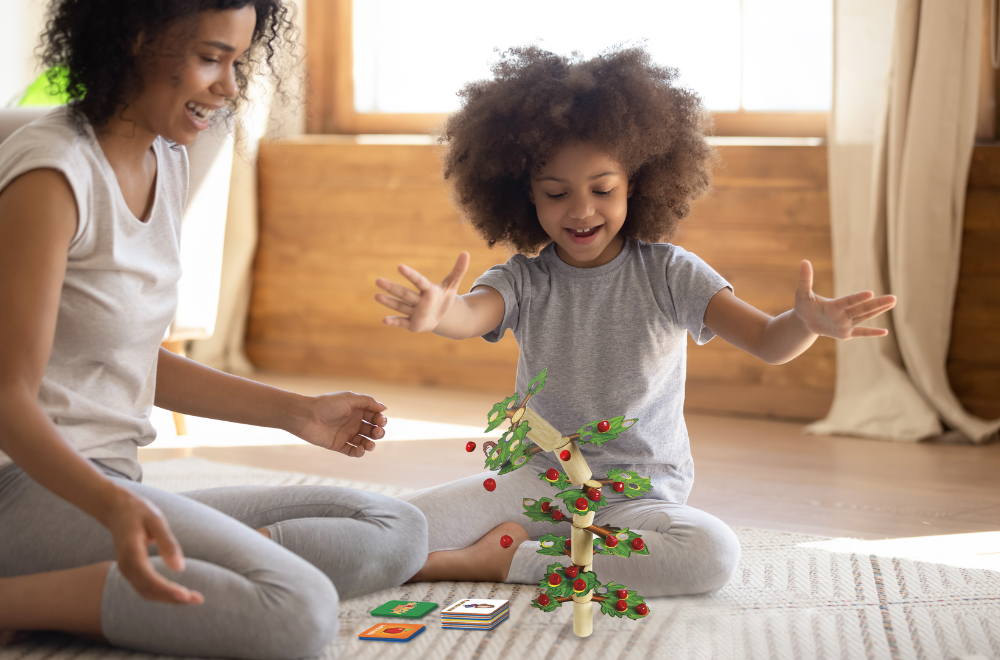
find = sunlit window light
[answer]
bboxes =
[800,533,1000,572]
[353,0,832,114]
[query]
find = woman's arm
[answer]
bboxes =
[703,260,897,365]
[154,351,387,457]
[374,251,506,340]
[0,169,200,605]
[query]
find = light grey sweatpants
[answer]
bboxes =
[401,466,740,596]
[0,462,428,660]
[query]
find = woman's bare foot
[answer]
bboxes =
[408,522,529,583]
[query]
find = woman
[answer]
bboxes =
[0,2,427,658]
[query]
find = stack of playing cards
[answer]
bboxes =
[440,599,509,630]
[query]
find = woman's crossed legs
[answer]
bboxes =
[0,463,427,659]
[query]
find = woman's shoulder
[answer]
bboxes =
[0,107,98,187]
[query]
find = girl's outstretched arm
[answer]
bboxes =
[703,260,897,365]
[374,251,505,340]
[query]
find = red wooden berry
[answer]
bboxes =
[548,573,562,586]
[612,481,625,493]
[588,488,601,501]
[615,599,628,612]
[559,449,571,461]
[541,501,552,512]
[597,420,610,433]
[631,537,645,551]
[537,594,550,606]
[573,578,586,592]
[575,497,589,511]
[483,478,496,492]
[465,441,476,452]
[616,588,628,599]
[545,468,560,481]
[604,535,619,548]
[564,566,578,578]
[552,510,565,521]
[636,603,649,616]
[500,535,513,548]
[564,538,571,548]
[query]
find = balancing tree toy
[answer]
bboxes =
[479,368,652,637]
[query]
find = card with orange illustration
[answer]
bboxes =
[357,623,426,642]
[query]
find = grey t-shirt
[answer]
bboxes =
[0,107,187,481]
[474,238,730,503]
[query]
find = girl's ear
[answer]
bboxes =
[627,180,635,198]
[528,187,535,205]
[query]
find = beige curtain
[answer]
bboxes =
[187,0,307,373]
[809,0,1000,444]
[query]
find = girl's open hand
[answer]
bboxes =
[794,260,897,339]
[375,252,470,333]
[294,391,387,458]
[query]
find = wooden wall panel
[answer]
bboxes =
[947,148,1000,420]
[249,140,999,421]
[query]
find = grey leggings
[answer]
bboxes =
[0,462,428,660]
[401,466,740,596]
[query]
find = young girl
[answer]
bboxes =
[0,2,426,656]
[374,46,895,595]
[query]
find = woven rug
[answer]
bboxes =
[4,458,997,660]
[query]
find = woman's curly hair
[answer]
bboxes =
[38,0,297,132]
[441,45,715,253]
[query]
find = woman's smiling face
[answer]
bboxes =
[530,142,632,268]
[129,6,257,145]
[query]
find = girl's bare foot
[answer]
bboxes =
[408,522,529,583]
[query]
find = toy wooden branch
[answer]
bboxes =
[477,368,651,637]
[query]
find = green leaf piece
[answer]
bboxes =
[483,429,510,471]
[605,468,653,498]
[484,425,537,472]
[485,394,519,433]
[576,416,639,447]
[526,368,548,395]
[538,469,573,491]
[593,528,649,558]
[570,570,601,595]
[520,497,566,525]
[497,439,537,475]
[538,562,575,599]
[594,582,649,620]
[536,533,570,557]
[554,487,608,515]
[531,593,563,612]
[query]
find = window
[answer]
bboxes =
[307,0,832,136]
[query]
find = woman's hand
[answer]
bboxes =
[794,260,897,339]
[100,486,204,604]
[293,392,388,458]
[375,252,470,333]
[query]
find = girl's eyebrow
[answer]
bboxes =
[536,171,619,183]
[201,40,235,52]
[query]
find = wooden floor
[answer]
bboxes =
[139,372,1000,542]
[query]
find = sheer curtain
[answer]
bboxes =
[808,0,1000,444]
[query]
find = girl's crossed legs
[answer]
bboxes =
[401,466,739,596]
[0,463,428,660]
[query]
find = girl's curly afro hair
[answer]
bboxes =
[38,0,297,132]
[441,45,715,253]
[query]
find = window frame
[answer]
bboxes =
[306,0,828,137]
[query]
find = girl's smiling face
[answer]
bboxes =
[530,142,632,268]
[128,6,257,145]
